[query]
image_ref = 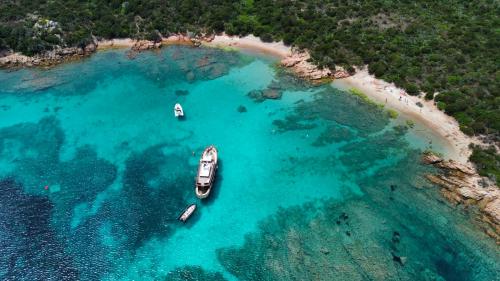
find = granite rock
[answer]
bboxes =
[423,152,500,243]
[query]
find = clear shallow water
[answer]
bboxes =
[0,47,498,281]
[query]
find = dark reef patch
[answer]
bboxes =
[312,125,355,146]
[237,105,247,113]
[0,178,79,281]
[247,89,266,103]
[216,151,500,280]
[175,89,189,96]
[272,87,389,138]
[164,266,227,281]
[101,143,196,251]
[338,126,410,174]
[0,115,204,279]
[216,99,499,281]
[246,70,314,103]
[0,116,118,280]
[167,46,252,83]
[0,117,117,221]
[0,46,252,98]
[272,112,318,132]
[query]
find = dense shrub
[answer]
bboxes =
[470,145,500,185]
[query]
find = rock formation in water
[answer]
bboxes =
[0,43,97,68]
[422,152,500,243]
[0,33,213,68]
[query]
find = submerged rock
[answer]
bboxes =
[175,90,189,96]
[204,63,227,80]
[391,252,407,266]
[392,231,401,244]
[237,105,247,113]
[422,152,443,165]
[247,88,282,102]
[0,44,97,68]
[217,190,499,280]
[247,90,265,102]
[165,265,227,281]
[186,71,195,82]
[262,88,282,99]
[195,55,213,67]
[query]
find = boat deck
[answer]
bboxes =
[197,162,214,185]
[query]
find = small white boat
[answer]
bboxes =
[174,103,184,117]
[195,146,218,199]
[178,204,196,222]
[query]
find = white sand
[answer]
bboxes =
[332,69,477,163]
[96,38,136,49]
[203,34,292,58]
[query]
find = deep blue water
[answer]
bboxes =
[0,46,498,281]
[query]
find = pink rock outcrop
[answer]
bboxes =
[131,40,161,51]
[422,152,500,243]
[0,45,97,68]
[280,51,350,81]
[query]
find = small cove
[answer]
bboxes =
[0,46,498,281]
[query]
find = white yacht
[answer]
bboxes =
[195,146,218,199]
[174,103,184,117]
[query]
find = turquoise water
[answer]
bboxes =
[0,47,498,281]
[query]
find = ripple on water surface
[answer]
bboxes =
[0,47,498,281]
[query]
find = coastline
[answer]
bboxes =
[331,70,477,163]
[202,34,292,58]
[0,34,477,163]
[0,33,498,240]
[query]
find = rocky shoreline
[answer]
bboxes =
[422,152,499,243]
[0,35,188,68]
[0,43,98,68]
[0,34,346,83]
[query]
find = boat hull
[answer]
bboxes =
[174,103,184,117]
[195,188,211,199]
[178,204,196,222]
[195,146,218,199]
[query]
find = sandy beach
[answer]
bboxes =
[332,70,477,163]
[96,38,136,49]
[202,34,292,58]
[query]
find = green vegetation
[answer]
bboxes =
[387,109,399,119]
[405,119,415,128]
[470,144,500,185]
[349,88,384,109]
[0,0,498,179]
